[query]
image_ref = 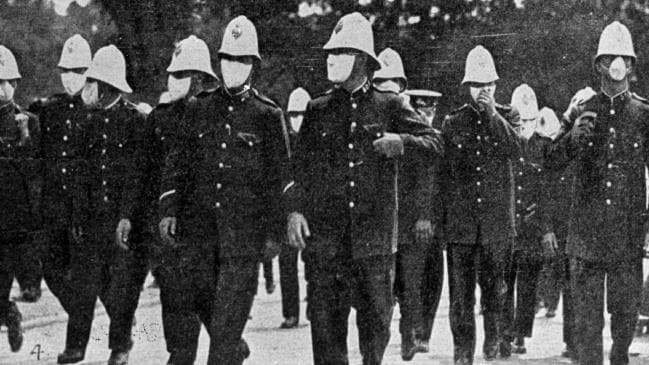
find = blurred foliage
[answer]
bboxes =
[5,0,649,115]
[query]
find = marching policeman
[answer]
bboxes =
[278,87,311,330]
[0,45,41,354]
[502,84,556,354]
[59,45,149,365]
[402,88,445,353]
[371,47,435,361]
[150,35,219,365]
[286,12,442,365]
[159,16,290,364]
[545,21,646,365]
[438,45,521,364]
[28,34,91,319]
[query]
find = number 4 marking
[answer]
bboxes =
[30,344,42,360]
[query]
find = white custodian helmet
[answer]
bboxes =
[0,46,21,80]
[287,87,311,113]
[596,21,636,62]
[58,34,92,69]
[373,48,407,90]
[85,45,132,93]
[510,84,539,120]
[167,35,217,79]
[323,12,381,70]
[218,16,261,61]
[461,45,499,85]
[537,107,561,140]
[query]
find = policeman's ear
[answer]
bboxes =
[353,53,369,76]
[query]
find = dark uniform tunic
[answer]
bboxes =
[160,86,289,365]
[0,102,41,315]
[287,81,442,365]
[504,133,552,341]
[438,103,521,362]
[545,90,648,365]
[28,93,85,309]
[66,97,149,353]
[148,97,216,364]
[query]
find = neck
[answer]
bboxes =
[601,78,629,98]
[341,74,368,94]
[225,83,250,96]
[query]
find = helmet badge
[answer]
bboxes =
[232,24,243,39]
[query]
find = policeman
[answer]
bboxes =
[159,16,290,365]
[502,84,556,354]
[438,45,521,364]
[59,45,148,365]
[402,88,445,354]
[148,35,219,365]
[0,45,41,354]
[372,47,406,94]
[286,12,442,365]
[27,34,91,318]
[544,21,646,365]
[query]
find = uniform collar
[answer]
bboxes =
[334,78,371,99]
[224,84,252,102]
[600,87,629,103]
[599,88,629,116]
[103,94,122,110]
[0,101,15,117]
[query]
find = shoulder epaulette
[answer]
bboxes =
[251,88,280,109]
[495,103,513,113]
[196,88,216,99]
[450,104,470,115]
[632,92,649,104]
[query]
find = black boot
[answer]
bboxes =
[512,337,526,354]
[57,348,85,364]
[6,302,23,352]
[108,350,130,365]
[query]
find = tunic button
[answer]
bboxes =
[609,127,615,133]
[61,168,67,174]
[476,166,481,171]
[102,180,107,186]
[217,183,222,189]
[349,162,354,168]
[634,143,639,148]
[219,162,224,168]
[477,136,481,141]
[101,149,106,155]
[349,202,355,208]
[351,103,357,109]
[476,181,481,186]
[561,177,565,181]
[519,157,524,162]
[118,143,123,148]
[457,144,462,149]
[102,134,107,139]
[348,143,354,149]
[62,185,67,190]
[606,199,611,205]
[476,151,481,156]
[477,120,482,125]
[228,106,234,112]
[609,144,614,149]
[69,104,74,109]
[588,142,593,147]
[494,142,499,146]
[215,202,221,208]
[248,141,253,147]
[518,171,523,176]
[62,151,67,157]
[608,163,613,169]
[477,198,482,203]
[517,199,521,204]
[517,186,522,191]
[516,213,521,218]
[103,196,109,202]
[606,181,612,187]
[221,143,227,149]
[63,135,68,141]
[104,118,109,123]
[101,165,106,170]
[65,119,71,125]
[350,181,355,187]
[351,122,357,129]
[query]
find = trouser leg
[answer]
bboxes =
[513,251,543,338]
[207,257,258,365]
[354,255,394,365]
[447,244,477,362]
[607,257,642,365]
[42,228,73,311]
[562,254,575,349]
[572,257,605,365]
[419,239,444,341]
[0,241,15,314]
[13,236,42,291]
[478,243,507,353]
[279,245,300,320]
[502,250,518,342]
[396,238,426,340]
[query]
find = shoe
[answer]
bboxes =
[545,308,556,318]
[108,350,129,365]
[6,303,23,352]
[280,316,299,329]
[483,343,498,360]
[561,345,575,359]
[57,348,85,364]
[166,350,194,365]
[416,338,430,353]
[401,333,427,361]
[499,340,512,358]
[454,353,472,365]
[20,286,41,303]
[238,339,250,359]
[265,281,276,294]
[635,318,649,336]
[512,337,526,354]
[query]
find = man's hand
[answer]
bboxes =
[115,218,131,250]
[15,113,29,139]
[643,232,649,258]
[414,219,433,244]
[477,89,497,116]
[287,212,310,250]
[71,226,83,243]
[571,112,595,146]
[541,232,558,259]
[373,133,404,158]
[159,217,177,247]
[564,87,596,122]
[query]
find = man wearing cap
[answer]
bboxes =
[159,16,290,365]
[545,21,648,365]
[149,35,220,365]
[438,45,521,364]
[0,44,41,354]
[286,12,442,365]
[27,34,91,319]
[502,84,557,355]
[278,87,310,330]
[402,88,445,353]
[59,45,149,365]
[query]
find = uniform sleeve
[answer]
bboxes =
[119,112,148,221]
[487,107,524,158]
[391,96,444,155]
[284,102,317,215]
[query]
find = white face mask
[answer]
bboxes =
[81,81,99,106]
[289,115,304,133]
[469,84,496,105]
[221,59,252,90]
[608,56,628,81]
[327,54,356,84]
[0,80,15,102]
[373,80,401,93]
[518,119,537,140]
[60,72,86,96]
[167,74,191,102]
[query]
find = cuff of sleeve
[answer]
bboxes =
[159,194,178,218]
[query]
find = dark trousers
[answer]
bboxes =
[0,234,27,314]
[262,259,273,283]
[306,252,394,365]
[279,245,300,319]
[503,248,543,340]
[447,242,508,362]
[207,257,259,365]
[64,234,148,352]
[572,256,642,365]
[14,238,42,291]
[158,241,216,364]
[395,237,444,342]
[42,228,73,311]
